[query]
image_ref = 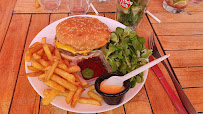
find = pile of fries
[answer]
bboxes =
[25,37,103,108]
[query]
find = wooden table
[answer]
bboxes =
[0,0,203,113]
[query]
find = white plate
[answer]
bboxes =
[25,15,149,113]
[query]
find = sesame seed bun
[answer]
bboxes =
[56,16,110,51]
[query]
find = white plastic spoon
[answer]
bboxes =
[102,54,170,86]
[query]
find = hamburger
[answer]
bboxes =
[55,16,111,61]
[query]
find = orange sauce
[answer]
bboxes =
[100,79,125,94]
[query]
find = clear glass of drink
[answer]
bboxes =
[116,0,151,30]
[66,0,91,15]
[162,0,189,13]
[38,0,61,11]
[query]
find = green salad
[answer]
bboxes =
[103,27,152,88]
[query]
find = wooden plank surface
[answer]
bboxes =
[153,23,203,36]
[174,67,203,88]
[0,0,17,49]
[50,14,68,24]
[165,50,203,67]
[148,11,203,23]
[13,0,116,13]
[124,88,152,114]
[0,14,31,114]
[184,88,203,112]
[9,14,50,114]
[158,35,203,50]
[39,102,67,114]
[98,106,125,114]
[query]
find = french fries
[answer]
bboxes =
[51,74,77,92]
[27,66,40,71]
[32,53,41,60]
[54,48,62,60]
[43,44,53,61]
[71,87,83,108]
[26,71,44,77]
[44,89,69,97]
[35,0,40,8]
[54,68,76,83]
[57,63,68,71]
[88,84,95,91]
[73,73,88,88]
[25,43,42,62]
[43,80,65,92]
[45,61,58,80]
[41,37,46,44]
[31,60,45,71]
[37,59,49,67]
[87,91,103,102]
[38,73,46,81]
[63,60,71,67]
[42,89,59,105]
[65,91,75,104]
[36,49,44,56]
[66,66,81,73]
[25,38,102,108]
[78,98,101,106]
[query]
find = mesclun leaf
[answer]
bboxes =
[124,27,131,34]
[110,51,123,60]
[130,77,136,88]
[137,37,145,44]
[124,49,131,56]
[136,50,140,58]
[110,32,119,44]
[115,27,124,37]
[123,28,137,38]
[120,42,128,50]
[132,39,142,51]
[131,54,138,65]
[103,49,108,57]
[124,54,131,67]
[119,63,127,74]
[141,49,152,58]
[108,58,117,72]
[105,43,117,58]
[139,59,148,65]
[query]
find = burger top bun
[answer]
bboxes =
[56,16,110,51]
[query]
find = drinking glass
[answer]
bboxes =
[116,0,151,30]
[66,0,91,15]
[38,0,61,11]
[162,0,189,13]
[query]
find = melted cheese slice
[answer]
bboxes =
[55,40,92,55]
